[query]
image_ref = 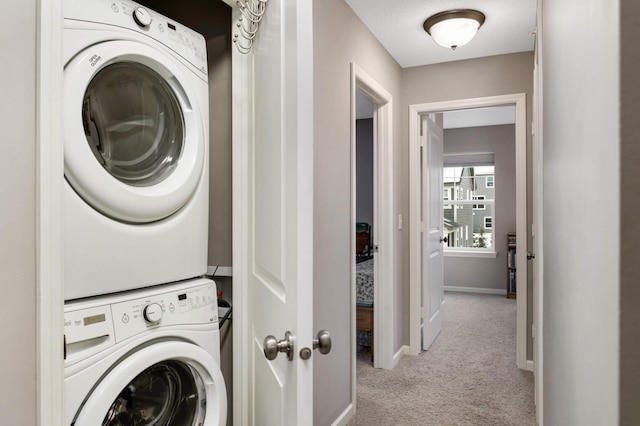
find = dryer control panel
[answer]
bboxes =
[64,279,218,365]
[64,0,208,78]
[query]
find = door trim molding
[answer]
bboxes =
[350,63,395,384]
[231,5,251,425]
[37,0,64,424]
[533,2,545,421]
[408,94,529,370]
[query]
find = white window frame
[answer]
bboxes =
[486,175,495,188]
[443,187,452,209]
[472,195,486,210]
[484,216,493,229]
[443,165,496,258]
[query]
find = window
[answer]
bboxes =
[443,163,494,251]
[472,195,485,210]
[443,188,451,209]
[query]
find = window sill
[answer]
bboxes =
[444,250,497,259]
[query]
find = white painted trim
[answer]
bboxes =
[350,63,395,375]
[331,403,354,426]
[206,265,233,277]
[37,0,64,424]
[402,345,413,356]
[408,103,422,357]
[390,345,406,369]
[526,359,535,372]
[408,94,529,370]
[231,4,251,424]
[444,250,497,258]
[514,94,528,371]
[533,3,544,422]
[444,286,507,295]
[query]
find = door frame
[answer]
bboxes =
[37,0,65,424]
[533,2,545,421]
[230,3,251,421]
[408,93,530,371]
[350,63,395,375]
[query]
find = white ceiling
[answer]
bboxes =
[344,0,537,68]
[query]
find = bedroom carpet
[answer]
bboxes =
[348,292,536,426]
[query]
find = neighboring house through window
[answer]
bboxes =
[443,155,494,251]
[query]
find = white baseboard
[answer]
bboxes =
[389,345,409,369]
[444,286,506,295]
[526,359,534,372]
[331,403,354,426]
[206,265,233,277]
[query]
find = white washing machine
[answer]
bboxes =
[64,278,226,425]
[63,0,210,299]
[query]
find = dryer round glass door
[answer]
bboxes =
[73,341,226,426]
[83,61,184,188]
[64,40,206,223]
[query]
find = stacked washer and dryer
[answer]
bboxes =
[62,0,226,424]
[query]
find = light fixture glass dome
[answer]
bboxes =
[424,10,485,50]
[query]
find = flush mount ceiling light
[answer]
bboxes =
[423,9,486,50]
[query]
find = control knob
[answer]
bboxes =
[143,302,163,323]
[133,7,152,27]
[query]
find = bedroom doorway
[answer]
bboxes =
[408,94,530,370]
[350,63,395,384]
[355,92,375,364]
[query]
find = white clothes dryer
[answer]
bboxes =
[64,278,226,425]
[63,0,211,299]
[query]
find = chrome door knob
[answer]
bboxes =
[313,330,332,355]
[263,331,294,361]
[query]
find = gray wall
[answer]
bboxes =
[444,125,516,292]
[0,0,37,423]
[401,52,534,359]
[206,19,233,426]
[313,0,403,423]
[620,0,640,423]
[206,17,233,269]
[356,119,374,229]
[540,0,620,424]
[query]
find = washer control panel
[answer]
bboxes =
[110,281,217,342]
[64,279,218,364]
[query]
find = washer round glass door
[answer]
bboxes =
[73,341,226,426]
[64,40,205,223]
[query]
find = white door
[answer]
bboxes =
[420,115,444,351]
[233,0,314,425]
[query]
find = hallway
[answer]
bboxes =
[349,292,535,425]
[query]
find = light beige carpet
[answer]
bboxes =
[348,292,535,426]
